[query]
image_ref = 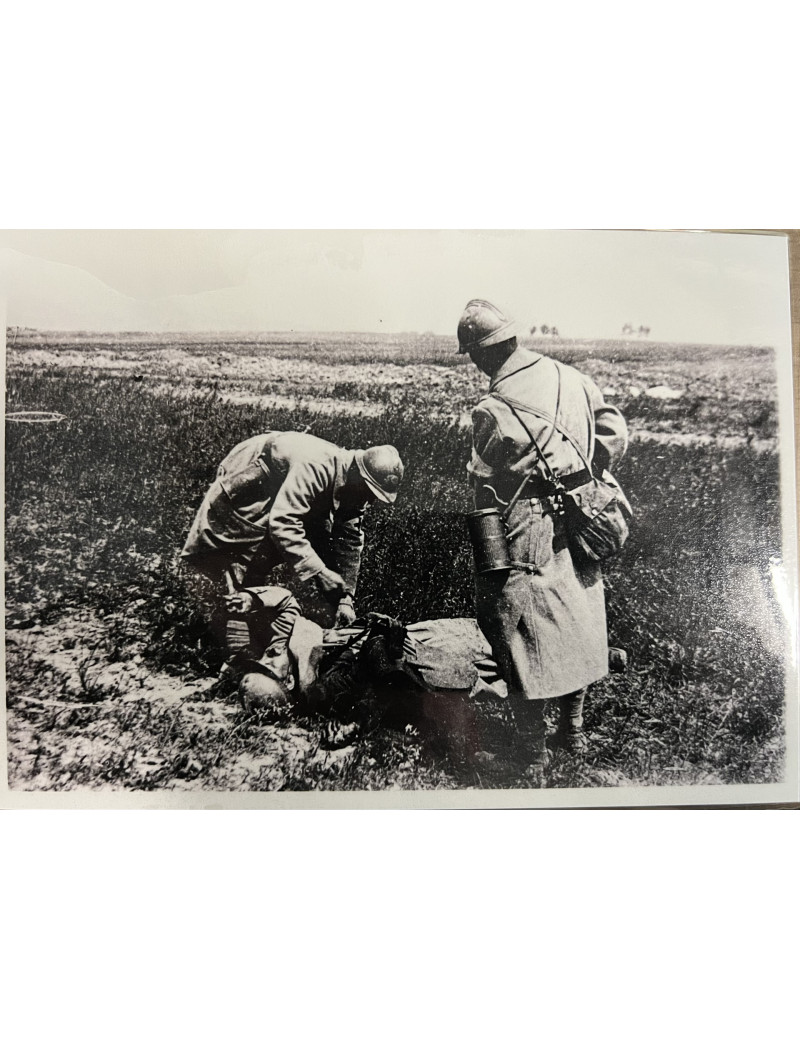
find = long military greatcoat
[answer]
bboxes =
[468,347,628,700]
[181,432,366,594]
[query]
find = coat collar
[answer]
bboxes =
[489,347,543,391]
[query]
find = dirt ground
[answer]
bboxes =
[6,608,372,792]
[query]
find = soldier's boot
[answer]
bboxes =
[513,700,549,787]
[549,688,588,754]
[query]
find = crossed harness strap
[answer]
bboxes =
[484,375,597,574]
[490,362,599,503]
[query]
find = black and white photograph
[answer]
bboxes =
[2,229,797,807]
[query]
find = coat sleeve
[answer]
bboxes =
[584,376,628,473]
[594,404,628,472]
[330,510,366,596]
[590,397,628,476]
[267,461,333,581]
[467,400,513,508]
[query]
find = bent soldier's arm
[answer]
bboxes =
[268,462,332,581]
[584,378,629,473]
[468,402,517,508]
[245,586,301,648]
[593,402,628,473]
[223,585,300,653]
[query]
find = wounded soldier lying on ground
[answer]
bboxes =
[220,585,626,768]
[222,585,509,752]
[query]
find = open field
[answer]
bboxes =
[7,328,779,442]
[4,331,788,793]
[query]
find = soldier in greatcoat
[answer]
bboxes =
[181,431,404,644]
[458,299,629,784]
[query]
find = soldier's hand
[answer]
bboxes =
[316,567,347,596]
[334,597,357,628]
[224,591,256,615]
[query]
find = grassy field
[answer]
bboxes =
[4,331,789,792]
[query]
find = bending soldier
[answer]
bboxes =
[181,431,404,644]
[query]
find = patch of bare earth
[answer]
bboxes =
[5,609,332,791]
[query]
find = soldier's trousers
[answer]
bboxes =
[185,551,334,653]
[512,689,586,764]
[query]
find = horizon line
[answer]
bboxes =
[4,326,777,350]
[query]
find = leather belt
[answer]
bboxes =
[516,468,592,499]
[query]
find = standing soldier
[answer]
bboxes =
[181,430,404,644]
[458,300,628,784]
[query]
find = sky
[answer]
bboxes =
[0,229,792,346]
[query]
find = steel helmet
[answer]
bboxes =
[239,671,291,712]
[457,299,517,354]
[355,445,404,503]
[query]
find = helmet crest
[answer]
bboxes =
[355,445,404,503]
[457,299,517,354]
